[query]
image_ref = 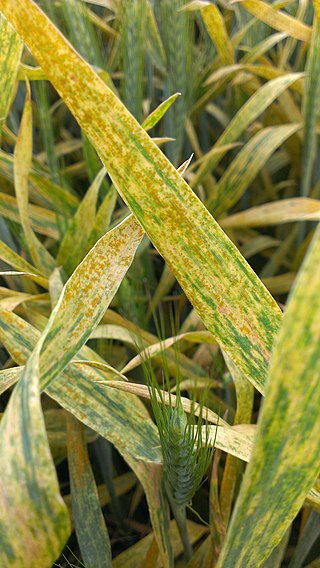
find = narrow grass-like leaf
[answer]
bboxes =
[91,316,217,393]
[0,332,70,567]
[0,366,23,395]
[57,167,107,275]
[67,416,112,568]
[205,64,304,94]
[0,309,173,566]
[192,73,302,187]
[200,3,234,65]
[221,198,320,229]
[241,32,288,64]
[0,192,59,238]
[0,290,45,311]
[145,0,166,73]
[61,0,104,67]
[0,0,284,392]
[262,273,296,295]
[204,425,254,464]
[87,186,117,250]
[14,81,56,273]
[299,21,320,240]
[0,14,22,134]
[314,0,320,25]
[2,310,318,510]
[142,92,181,131]
[158,0,192,165]
[121,330,216,374]
[218,226,320,568]
[34,80,62,196]
[121,0,146,122]
[287,511,320,568]
[0,239,48,287]
[220,353,253,525]
[63,472,137,517]
[146,263,175,318]
[100,381,225,426]
[207,124,300,217]
[40,215,143,389]
[237,0,312,42]
[177,152,193,176]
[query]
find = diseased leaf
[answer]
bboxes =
[0,14,23,134]
[241,32,288,64]
[200,3,234,65]
[207,124,300,217]
[40,215,143,389]
[87,185,117,250]
[0,0,283,393]
[0,191,59,239]
[218,226,320,567]
[301,21,320,198]
[14,80,55,273]
[142,93,181,131]
[121,330,216,373]
[299,20,320,240]
[0,328,70,568]
[0,239,48,288]
[98,380,224,426]
[236,0,312,42]
[1,310,317,509]
[67,416,112,567]
[192,73,303,187]
[0,299,173,565]
[57,167,107,275]
[0,366,23,395]
[221,198,320,229]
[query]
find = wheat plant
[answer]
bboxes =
[0,0,319,567]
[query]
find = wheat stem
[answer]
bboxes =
[166,484,193,561]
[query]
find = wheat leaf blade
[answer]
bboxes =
[0,0,283,392]
[218,226,320,567]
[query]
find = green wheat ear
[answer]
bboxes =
[144,356,216,560]
[145,359,215,507]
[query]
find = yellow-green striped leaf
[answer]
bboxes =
[237,0,312,42]
[218,226,320,567]
[0,304,172,564]
[0,192,59,239]
[67,416,112,567]
[57,167,107,275]
[200,3,234,65]
[14,81,55,274]
[2,310,317,512]
[0,239,48,287]
[0,366,23,395]
[142,92,181,131]
[0,330,70,567]
[299,20,320,242]
[192,73,303,187]
[40,215,143,389]
[207,124,300,217]
[0,14,22,134]
[221,198,320,229]
[0,0,283,392]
